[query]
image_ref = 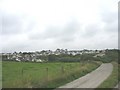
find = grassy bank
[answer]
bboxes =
[2,61,101,88]
[97,62,119,88]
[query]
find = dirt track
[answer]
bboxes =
[58,63,113,88]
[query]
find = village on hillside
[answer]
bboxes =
[1,49,106,62]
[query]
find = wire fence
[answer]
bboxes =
[20,63,81,88]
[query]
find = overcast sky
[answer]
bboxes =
[0,0,119,52]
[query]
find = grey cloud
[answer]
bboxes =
[2,43,29,53]
[1,12,35,35]
[1,0,118,52]
[1,34,30,53]
[43,27,62,39]
[105,21,117,33]
[62,20,80,35]
[46,20,80,40]
[101,10,118,33]
[101,11,117,23]
[55,35,75,43]
[82,24,100,38]
[29,19,80,43]
[28,26,62,40]
[2,13,23,35]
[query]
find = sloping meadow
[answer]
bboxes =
[2,61,101,88]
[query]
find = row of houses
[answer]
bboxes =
[35,49,105,55]
[1,52,43,62]
[1,49,106,62]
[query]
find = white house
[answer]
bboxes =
[36,59,43,62]
[32,59,43,62]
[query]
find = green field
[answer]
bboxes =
[2,61,101,88]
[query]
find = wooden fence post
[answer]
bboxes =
[21,68,24,84]
[61,66,64,74]
[22,68,24,77]
[46,67,48,81]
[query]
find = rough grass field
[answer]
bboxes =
[2,61,101,88]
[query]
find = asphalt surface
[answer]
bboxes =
[58,63,113,88]
[115,82,120,89]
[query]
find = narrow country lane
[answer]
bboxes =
[57,63,113,89]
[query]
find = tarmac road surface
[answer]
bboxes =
[58,63,113,88]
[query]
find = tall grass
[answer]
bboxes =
[2,61,101,88]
